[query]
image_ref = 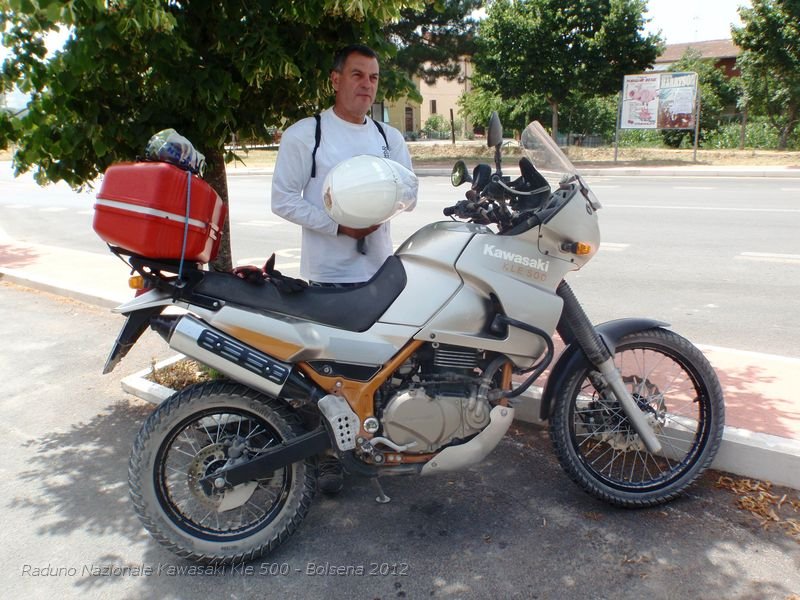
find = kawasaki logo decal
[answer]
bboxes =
[483,244,550,272]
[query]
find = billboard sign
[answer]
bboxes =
[621,72,698,130]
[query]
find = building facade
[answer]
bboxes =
[416,57,473,138]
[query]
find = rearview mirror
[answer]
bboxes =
[451,160,471,187]
[487,112,503,148]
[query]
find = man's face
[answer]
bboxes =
[331,53,379,124]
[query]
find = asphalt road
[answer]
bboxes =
[1,281,799,599]
[1,167,799,357]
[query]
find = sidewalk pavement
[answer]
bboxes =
[2,230,798,491]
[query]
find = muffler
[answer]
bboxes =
[166,314,292,398]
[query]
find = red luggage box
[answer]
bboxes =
[93,162,226,263]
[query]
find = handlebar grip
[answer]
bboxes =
[443,206,457,217]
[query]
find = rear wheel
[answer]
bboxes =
[549,328,724,507]
[128,381,316,563]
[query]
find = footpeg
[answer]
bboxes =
[318,394,359,451]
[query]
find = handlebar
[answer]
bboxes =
[443,159,583,234]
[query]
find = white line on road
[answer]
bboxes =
[674,186,714,190]
[604,204,800,213]
[599,242,629,251]
[38,207,68,212]
[238,220,284,227]
[737,252,800,265]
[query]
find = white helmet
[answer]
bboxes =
[322,155,418,228]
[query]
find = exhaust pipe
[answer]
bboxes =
[167,314,293,398]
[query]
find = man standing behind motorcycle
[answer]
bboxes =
[271,44,417,493]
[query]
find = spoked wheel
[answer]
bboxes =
[550,328,724,507]
[128,381,316,563]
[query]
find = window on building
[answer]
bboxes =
[430,100,437,115]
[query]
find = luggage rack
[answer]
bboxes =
[108,245,210,298]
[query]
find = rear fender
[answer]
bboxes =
[539,318,669,421]
[111,288,174,314]
[103,304,168,373]
[103,289,175,374]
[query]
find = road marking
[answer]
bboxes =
[604,204,800,213]
[38,207,68,212]
[674,186,714,190]
[737,252,800,265]
[273,248,301,258]
[780,188,800,192]
[599,242,629,252]
[238,220,284,227]
[4,204,33,209]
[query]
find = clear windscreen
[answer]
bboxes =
[519,121,601,209]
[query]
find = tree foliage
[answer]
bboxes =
[472,0,662,138]
[732,0,800,149]
[388,0,482,86]
[0,0,420,269]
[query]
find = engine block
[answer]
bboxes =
[380,387,491,453]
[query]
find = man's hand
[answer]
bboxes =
[338,224,379,239]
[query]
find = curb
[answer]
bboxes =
[121,357,800,491]
[120,354,184,404]
[0,267,121,309]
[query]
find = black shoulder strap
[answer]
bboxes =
[310,114,389,178]
[372,119,389,149]
[311,113,321,178]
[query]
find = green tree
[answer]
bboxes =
[458,85,550,134]
[660,48,740,148]
[732,0,800,150]
[388,0,482,85]
[0,0,419,270]
[473,0,662,139]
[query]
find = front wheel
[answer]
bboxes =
[549,328,724,507]
[128,381,316,564]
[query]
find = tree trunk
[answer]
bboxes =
[777,105,798,151]
[204,146,233,272]
[778,127,789,151]
[550,100,559,142]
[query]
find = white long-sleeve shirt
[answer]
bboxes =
[271,107,415,283]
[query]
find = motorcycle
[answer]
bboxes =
[96,113,724,564]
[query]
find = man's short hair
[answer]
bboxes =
[331,44,379,73]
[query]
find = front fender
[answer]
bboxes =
[538,318,668,421]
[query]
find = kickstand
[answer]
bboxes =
[373,478,391,504]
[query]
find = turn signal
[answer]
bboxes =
[128,275,146,290]
[562,242,593,255]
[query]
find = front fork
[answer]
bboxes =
[556,281,663,454]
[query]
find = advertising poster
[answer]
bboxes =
[621,74,660,129]
[620,72,697,130]
[657,72,698,129]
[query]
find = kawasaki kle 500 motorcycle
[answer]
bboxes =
[98,114,724,564]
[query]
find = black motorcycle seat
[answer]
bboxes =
[191,256,407,332]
